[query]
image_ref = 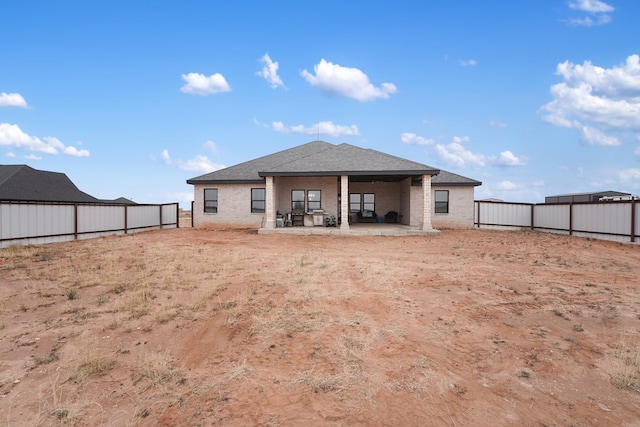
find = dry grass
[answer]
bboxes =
[607,337,640,392]
[225,359,255,382]
[2,228,640,426]
[137,355,179,388]
[75,354,117,382]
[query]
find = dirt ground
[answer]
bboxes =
[0,224,639,426]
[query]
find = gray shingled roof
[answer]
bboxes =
[431,170,481,186]
[0,164,100,203]
[186,141,481,186]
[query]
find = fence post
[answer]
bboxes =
[159,205,163,230]
[476,201,480,228]
[569,203,573,236]
[124,205,128,234]
[74,204,78,241]
[632,200,636,243]
[191,201,195,228]
[531,204,534,230]
[176,203,180,228]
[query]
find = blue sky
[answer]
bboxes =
[1,0,639,208]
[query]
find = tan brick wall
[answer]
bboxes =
[192,183,265,227]
[192,180,477,228]
[348,181,401,221]
[432,185,476,228]
[275,176,339,218]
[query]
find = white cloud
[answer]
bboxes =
[300,59,397,102]
[496,180,517,190]
[203,140,218,152]
[459,59,477,67]
[492,150,526,166]
[0,123,90,157]
[272,120,360,137]
[579,125,620,146]
[618,168,640,183]
[401,132,434,145]
[25,154,42,161]
[177,155,224,173]
[489,120,507,128]
[540,54,640,146]
[567,0,614,26]
[180,72,231,95]
[161,149,172,164]
[257,53,284,89]
[434,136,525,168]
[635,146,640,156]
[435,140,486,168]
[0,92,28,108]
[160,149,224,173]
[452,136,471,144]
[567,15,612,26]
[6,152,15,158]
[569,0,614,13]
[63,146,90,158]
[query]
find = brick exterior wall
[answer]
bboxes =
[431,185,476,228]
[192,183,265,227]
[192,180,476,228]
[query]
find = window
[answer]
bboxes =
[204,188,218,213]
[307,190,321,210]
[291,190,305,211]
[363,193,375,212]
[349,193,361,212]
[251,188,265,213]
[435,190,449,213]
[350,193,375,212]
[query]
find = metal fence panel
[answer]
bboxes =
[0,203,75,240]
[1,202,179,248]
[161,204,178,227]
[475,202,531,228]
[127,205,161,230]
[78,205,125,233]
[573,203,630,235]
[534,204,570,231]
[476,200,638,243]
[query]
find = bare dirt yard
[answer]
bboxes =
[1,225,639,426]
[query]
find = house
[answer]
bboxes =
[0,164,136,205]
[187,141,481,234]
[0,164,100,203]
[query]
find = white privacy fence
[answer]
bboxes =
[474,200,639,243]
[0,201,179,248]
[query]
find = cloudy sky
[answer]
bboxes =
[1,0,639,207]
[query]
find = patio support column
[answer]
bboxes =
[422,174,433,231]
[264,176,275,229]
[340,175,350,230]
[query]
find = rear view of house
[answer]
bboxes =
[187,141,481,234]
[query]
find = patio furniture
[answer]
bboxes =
[384,211,399,223]
[291,211,304,226]
[357,210,377,223]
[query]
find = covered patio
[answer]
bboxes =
[258,222,441,236]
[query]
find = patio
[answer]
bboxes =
[258,223,441,236]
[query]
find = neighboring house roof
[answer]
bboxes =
[547,190,629,198]
[101,197,137,205]
[187,141,481,186]
[0,164,100,203]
